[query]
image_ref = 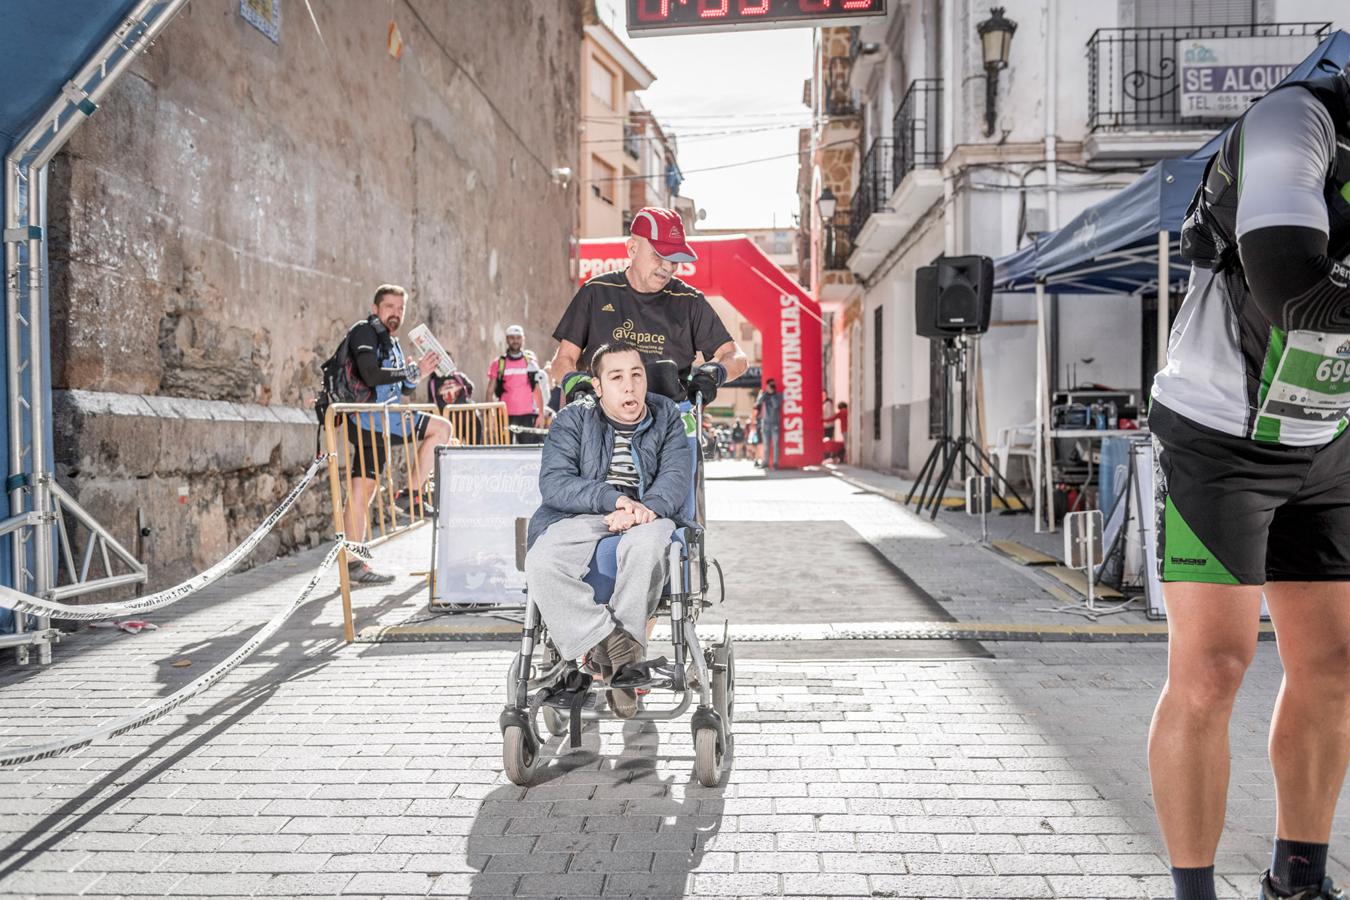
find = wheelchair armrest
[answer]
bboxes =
[676,524,703,546]
[515,517,528,573]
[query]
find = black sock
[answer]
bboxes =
[1271,839,1328,895]
[1172,865,1218,900]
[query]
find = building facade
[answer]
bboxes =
[47,1,585,584]
[579,15,692,243]
[801,0,1344,476]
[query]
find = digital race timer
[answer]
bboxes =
[626,0,886,36]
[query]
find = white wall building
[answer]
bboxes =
[820,0,1344,476]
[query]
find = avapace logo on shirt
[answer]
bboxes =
[612,319,668,355]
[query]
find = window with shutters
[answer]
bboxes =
[1129,0,1256,27]
[589,56,617,110]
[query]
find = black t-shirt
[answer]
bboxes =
[553,270,734,377]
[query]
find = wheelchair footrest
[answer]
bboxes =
[610,656,671,690]
[539,666,596,749]
[542,690,596,710]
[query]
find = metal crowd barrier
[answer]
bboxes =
[321,400,512,641]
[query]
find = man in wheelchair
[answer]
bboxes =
[524,340,692,719]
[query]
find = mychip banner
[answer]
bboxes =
[431,447,542,608]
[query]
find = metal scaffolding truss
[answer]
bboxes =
[2,0,189,663]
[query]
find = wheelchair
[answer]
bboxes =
[499,389,733,788]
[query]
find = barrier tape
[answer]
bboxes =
[0,538,356,767]
[0,454,332,621]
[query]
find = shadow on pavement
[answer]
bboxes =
[0,583,424,878]
[466,714,728,898]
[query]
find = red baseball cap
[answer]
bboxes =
[629,207,698,263]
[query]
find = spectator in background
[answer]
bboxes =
[730,418,746,460]
[823,395,836,441]
[428,370,484,445]
[754,379,783,471]
[834,401,850,463]
[489,325,546,445]
[339,284,454,585]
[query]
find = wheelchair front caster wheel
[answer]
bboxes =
[502,725,540,786]
[693,727,722,787]
[541,705,568,737]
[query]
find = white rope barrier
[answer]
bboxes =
[0,454,332,622]
[0,538,357,767]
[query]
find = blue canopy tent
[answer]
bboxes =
[0,2,182,653]
[995,29,1350,297]
[989,29,1350,530]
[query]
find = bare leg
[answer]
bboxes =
[343,477,376,544]
[414,415,454,491]
[1149,581,1263,866]
[1263,581,1350,843]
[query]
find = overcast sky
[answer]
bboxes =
[600,3,814,231]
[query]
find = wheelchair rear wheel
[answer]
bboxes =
[502,725,540,786]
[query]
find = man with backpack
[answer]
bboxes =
[488,325,547,445]
[321,284,454,585]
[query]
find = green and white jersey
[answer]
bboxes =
[1151,83,1350,446]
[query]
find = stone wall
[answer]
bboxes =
[46,1,583,586]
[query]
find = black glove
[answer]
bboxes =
[686,363,726,406]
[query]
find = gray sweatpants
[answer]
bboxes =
[525,515,676,661]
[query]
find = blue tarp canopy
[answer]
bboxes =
[0,2,142,609]
[993,29,1350,295]
[0,1,142,154]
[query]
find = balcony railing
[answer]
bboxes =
[823,212,853,270]
[892,79,942,186]
[849,137,893,244]
[623,125,641,159]
[1087,22,1330,132]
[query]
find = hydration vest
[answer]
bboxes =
[1182,67,1350,275]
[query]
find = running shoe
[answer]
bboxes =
[346,557,395,587]
[1260,872,1346,899]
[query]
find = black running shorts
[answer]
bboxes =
[1151,402,1350,585]
[344,413,429,480]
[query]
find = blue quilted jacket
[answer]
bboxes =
[526,393,692,549]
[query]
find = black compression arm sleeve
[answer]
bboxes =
[1239,225,1350,331]
[353,348,410,387]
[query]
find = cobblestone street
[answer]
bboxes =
[0,461,1346,899]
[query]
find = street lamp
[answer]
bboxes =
[817,187,838,221]
[976,6,1017,137]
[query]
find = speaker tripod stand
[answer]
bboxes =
[906,337,1027,520]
